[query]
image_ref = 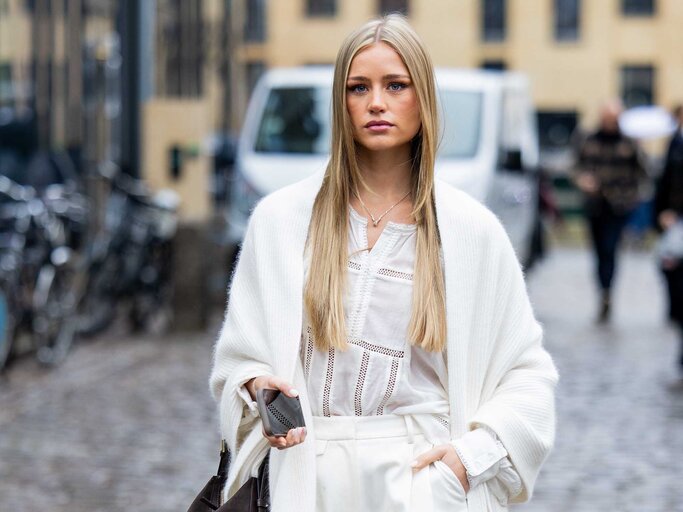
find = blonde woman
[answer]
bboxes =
[210,14,558,512]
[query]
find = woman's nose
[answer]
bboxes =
[368,89,386,112]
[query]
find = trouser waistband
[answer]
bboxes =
[312,414,439,443]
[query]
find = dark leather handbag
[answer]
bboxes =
[188,440,270,512]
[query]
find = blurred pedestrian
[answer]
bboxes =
[654,104,683,376]
[209,14,557,512]
[573,99,648,322]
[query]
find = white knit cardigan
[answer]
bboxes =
[209,171,559,512]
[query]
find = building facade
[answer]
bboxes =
[2,0,682,218]
[234,0,683,154]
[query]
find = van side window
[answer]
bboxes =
[438,91,483,159]
[498,89,534,171]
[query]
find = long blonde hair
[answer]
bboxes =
[304,13,446,352]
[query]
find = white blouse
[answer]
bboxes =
[300,205,451,442]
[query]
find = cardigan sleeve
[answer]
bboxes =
[209,204,275,458]
[466,217,559,505]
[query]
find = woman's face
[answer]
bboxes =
[346,42,421,154]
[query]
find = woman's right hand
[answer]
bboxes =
[247,375,308,450]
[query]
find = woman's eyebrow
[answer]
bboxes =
[347,74,411,81]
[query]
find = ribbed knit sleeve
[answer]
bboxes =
[467,217,559,504]
[208,203,274,494]
[207,174,323,510]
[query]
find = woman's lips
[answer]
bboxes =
[365,123,393,132]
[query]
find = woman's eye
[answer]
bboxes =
[388,82,407,91]
[348,84,367,93]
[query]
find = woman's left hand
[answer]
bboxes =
[411,444,470,493]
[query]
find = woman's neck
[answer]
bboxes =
[356,146,413,199]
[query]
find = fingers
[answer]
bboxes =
[410,445,448,471]
[261,375,299,398]
[262,426,307,450]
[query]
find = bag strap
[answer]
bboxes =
[256,451,271,510]
[198,440,231,510]
[217,439,231,480]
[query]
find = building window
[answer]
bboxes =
[555,0,580,41]
[481,60,506,71]
[482,0,506,42]
[379,0,408,16]
[245,0,266,42]
[156,0,204,97]
[306,0,336,17]
[621,65,655,108]
[246,61,266,97]
[537,111,578,150]
[622,0,655,16]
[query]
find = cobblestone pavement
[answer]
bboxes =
[1,246,682,511]
[519,247,683,512]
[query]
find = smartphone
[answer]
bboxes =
[256,388,306,438]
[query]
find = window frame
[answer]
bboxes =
[244,0,266,43]
[481,0,506,43]
[554,0,581,42]
[621,0,655,16]
[621,64,656,108]
[378,0,409,16]
[305,0,337,17]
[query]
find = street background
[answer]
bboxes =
[2,240,683,511]
[2,1,683,511]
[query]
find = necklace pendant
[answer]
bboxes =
[372,220,379,227]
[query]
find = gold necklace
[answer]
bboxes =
[352,188,411,227]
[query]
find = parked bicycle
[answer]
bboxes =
[0,175,88,369]
[77,162,180,337]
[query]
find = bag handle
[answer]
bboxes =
[198,440,231,510]
[256,451,271,510]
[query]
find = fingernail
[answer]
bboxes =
[290,388,299,397]
[410,460,418,468]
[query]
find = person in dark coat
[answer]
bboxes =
[573,99,648,323]
[654,105,683,375]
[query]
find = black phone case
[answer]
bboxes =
[256,388,306,437]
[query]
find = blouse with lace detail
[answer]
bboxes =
[300,205,451,439]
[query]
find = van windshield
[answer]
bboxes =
[254,87,331,154]
[438,90,483,159]
[254,86,482,158]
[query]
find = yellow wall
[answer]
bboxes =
[0,0,31,107]
[142,99,211,222]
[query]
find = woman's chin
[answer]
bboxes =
[357,138,411,153]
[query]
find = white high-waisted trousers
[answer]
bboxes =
[313,414,468,512]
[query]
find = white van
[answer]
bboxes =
[227,66,541,266]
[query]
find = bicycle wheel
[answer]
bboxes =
[76,254,117,337]
[0,286,16,371]
[33,264,78,366]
